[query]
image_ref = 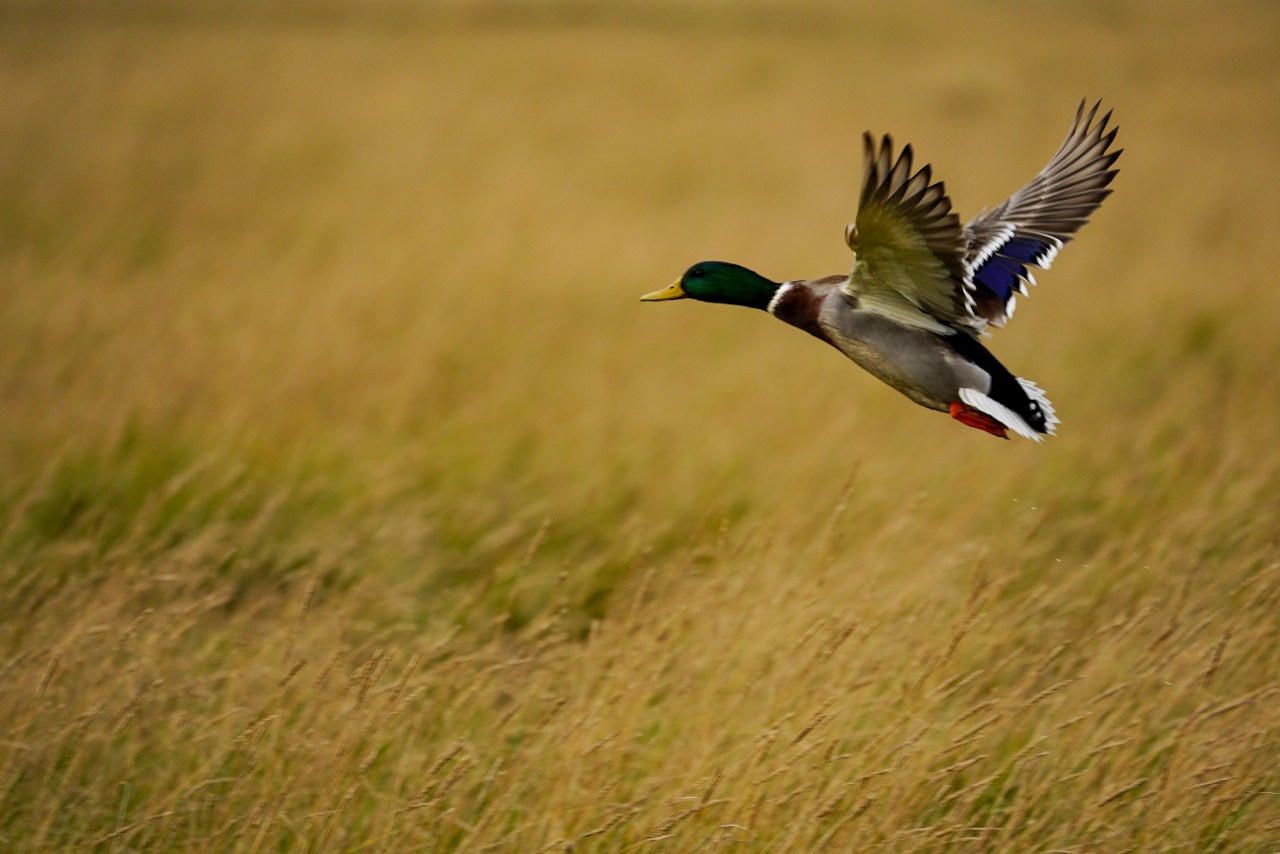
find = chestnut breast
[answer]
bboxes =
[767,275,847,342]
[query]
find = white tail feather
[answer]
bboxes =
[1017,378,1059,434]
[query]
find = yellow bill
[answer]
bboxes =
[639,279,688,301]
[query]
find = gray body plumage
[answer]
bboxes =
[819,293,989,412]
[771,280,991,414]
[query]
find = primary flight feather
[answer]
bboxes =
[642,100,1120,440]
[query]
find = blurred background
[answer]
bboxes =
[1,1,1279,851]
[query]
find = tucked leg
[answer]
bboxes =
[950,401,1009,439]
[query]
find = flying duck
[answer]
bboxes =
[641,101,1120,440]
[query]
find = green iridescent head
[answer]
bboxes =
[640,262,780,310]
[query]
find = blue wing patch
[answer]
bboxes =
[970,231,1062,307]
[973,255,1027,303]
[998,235,1058,266]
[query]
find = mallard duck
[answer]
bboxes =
[642,101,1120,440]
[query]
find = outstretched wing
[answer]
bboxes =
[842,133,978,336]
[964,100,1121,327]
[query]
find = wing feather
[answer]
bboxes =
[963,99,1121,327]
[843,133,978,334]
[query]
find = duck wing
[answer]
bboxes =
[963,100,1121,328]
[842,132,978,336]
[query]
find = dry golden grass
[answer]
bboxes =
[2,1,1280,850]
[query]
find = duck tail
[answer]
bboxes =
[1016,378,1059,435]
[956,383,1056,442]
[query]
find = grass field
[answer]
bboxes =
[2,1,1280,850]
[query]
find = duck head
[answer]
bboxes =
[641,261,780,310]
